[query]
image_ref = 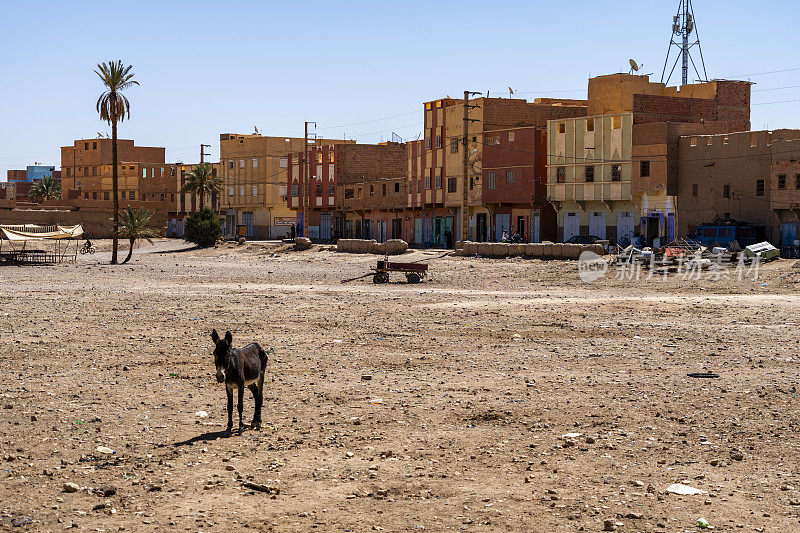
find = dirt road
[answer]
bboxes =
[0,239,798,532]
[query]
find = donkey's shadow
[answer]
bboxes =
[170,430,229,448]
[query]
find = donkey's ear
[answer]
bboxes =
[211,329,220,343]
[224,330,233,344]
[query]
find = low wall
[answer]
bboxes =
[0,206,167,238]
[336,239,408,255]
[457,241,605,259]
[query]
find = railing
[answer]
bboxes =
[0,224,59,233]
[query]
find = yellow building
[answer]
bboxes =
[218,133,348,239]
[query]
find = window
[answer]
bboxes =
[252,159,258,168]
[239,160,245,169]
[84,193,89,199]
[584,166,595,182]
[450,140,459,153]
[417,179,421,193]
[558,123,566,134]
[228,161,234,170]
[369,184,374,196]
[486,171,497,190]
[160,193,165,201]
[104,191,109,201]
[692,183,698,197]
[640,160,650,177]
[756,179,765,197]
[506,170,515,183]
[612,116,621,129]
[723,184,730,198]
[84,142,89,150]
[689,137,698,147]
[611,164,621,182]
[329,184,335,195]
[435,135,442,148]
[142,168,146,178]
[357,187,363,199]
[290,184,298,197]
[706,137,713,146]
[556,166,566,183]
[129,191,136,200]
[508,131,515,142]
[92,142,97,150]
[586,118,594,132]
[435,175,442,189]
[447,178,457,193]
[394,182,400,193]
[66,168,71,178]
[488,135,500,145]
[425,137,431,150]
[382,184,387,196]
[751,133,758,147]
[160,168,164,177]
[796,174,800,189]
[92,192,97,200]
[316,183,322,196]
[424,176,431,189]
[84,167,89,176]
[239,186,245,196]
[778,174,786,189]
[723,136,729,145]
[92,166,97,176]
[344,188,354,199]
[279,158,287,168]
[252,185,258,196]
[171,167,176,176]
[228,186,234,197]
[171,194,175,202]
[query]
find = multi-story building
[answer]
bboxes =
[219,133,350,240]
[60,138,165,201]
[547,73,751,245]
[405,96,587,246]
[4,166,61,201]
[286,142,405,241]
[677,129,800,247]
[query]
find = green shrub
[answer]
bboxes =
[184,208,222,247]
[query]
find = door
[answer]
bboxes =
[517,216,525,241]
[414,218,423,245]
[434,217,443,246]
[563,212,580,242]
[532,212,541,243]
[616,212,635,246]
[444,216,454,248]
[781,222,797,250]
[589,211,606,239]
[495,213,511,241]
[667,213,676,241]
[320,212,332,241]
[423,217,433,246]
[242,212,254,239]
[476,213,488,242]
[225,214,236,237]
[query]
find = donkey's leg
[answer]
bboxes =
[248,384,260,429]
[256,373,265,428]
[225,387,233,434]
[237,384,244,434]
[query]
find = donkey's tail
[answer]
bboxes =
[258,346,269,367]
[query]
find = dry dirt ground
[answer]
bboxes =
[0,239,799,532]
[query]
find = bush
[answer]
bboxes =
[183,208,222,247]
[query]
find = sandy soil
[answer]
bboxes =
[0,239,799,532]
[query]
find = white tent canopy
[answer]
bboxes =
[0,224,84,241]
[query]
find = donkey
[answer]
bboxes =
[211,329,269,434]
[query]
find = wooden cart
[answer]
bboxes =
[373,259,428,284]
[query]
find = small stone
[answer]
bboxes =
[97,486,116,497]
[789,499,800,506]
[43,469,54,476]
[585,436,595,444]
[225,465,236,471]
[63,482,80,493]
[632,480,644,487]
[345,452,354,458]
[30,415,38,422]
[624,512,643,519]
[195,411,209,419]
[361,375,372,381]
[780,484,794,491]
[122,365,130,371]
[709,458,721,466]
[730,451,744,461]
[148,484,162,492]
[602,518,616,531]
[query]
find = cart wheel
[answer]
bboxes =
[406,273,421,284]
[373,272,388,284]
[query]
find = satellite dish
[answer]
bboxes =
[629,59,639,72]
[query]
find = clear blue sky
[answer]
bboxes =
[1,0,799,180]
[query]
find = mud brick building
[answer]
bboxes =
[547,73,751,246]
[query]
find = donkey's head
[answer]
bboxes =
[211,329,233,383]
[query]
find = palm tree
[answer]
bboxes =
[95,60,139,264]
[117,206,160,264]
[180,163,222,211]
[27,174,61,203]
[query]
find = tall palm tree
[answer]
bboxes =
[117,206,160,264]
[95,60,138,264]
[180,163,222,212]
[27,174,61,203]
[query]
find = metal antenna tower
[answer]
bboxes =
[660,0,708,86]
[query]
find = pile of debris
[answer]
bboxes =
[613,238,779,274]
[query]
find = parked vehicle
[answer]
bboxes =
[565,235,602,245]
[687,223,760,248]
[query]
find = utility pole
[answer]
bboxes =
[461,90,482,242]
[302,122,316,238]
[200,144,211,164]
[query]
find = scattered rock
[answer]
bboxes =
[666,483,706,496]
[63,482,80,493]
[225,465,236,471]
[602,518,616,531]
